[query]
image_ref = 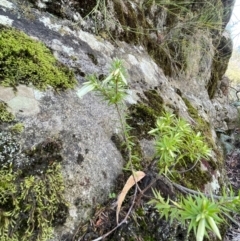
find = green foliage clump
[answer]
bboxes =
[9,123,24,134]
[150,188,240,241]
[0,102,15,123]
[77,59,128,104]
[0,27,76,90]
[149,112,211,176]
[182,97,216,150]
[0,131,67,241]
[0,163,67,241]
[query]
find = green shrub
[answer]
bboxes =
[148,112,211,176]
[149,189,240,241]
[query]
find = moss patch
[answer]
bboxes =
[143,90,164,113]
[179,97,222,189]
[111,90,163,168]
[0,27,76,91]
[0,102,15,123]
[116,90,165,169]
[0,163,68,241]
[182,97,216,150]
[9,123,24,134]
[127,90,164,140]
[174,162,212,190]
[0,131,68,241]
[0,27,77,123]
[127,104,157,139]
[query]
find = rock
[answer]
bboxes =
[0,0,237,240]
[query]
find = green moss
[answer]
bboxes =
[120,90,164,169]
[174,163,212,190]
[182,97,215,149]
[177,97,223,189]
[0,102,15,123]
[127,90,164,140]
[0,27,77,123]
[127,104,157,139]
[143,90,164,113]
[0,27,77,91]
[0,131,68,241]
[0,163,68,241]
[0,25,75,241]
[10,123,24,134]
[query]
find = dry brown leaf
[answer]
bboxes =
[116,171,146,224]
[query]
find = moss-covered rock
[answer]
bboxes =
[0,26,77,123]
[9,123,24,134]
[182,97,216,150]
[108,0,226,79]
[0,27,76,91]
[127,90,164,140]
[0,102,15,123]
[179,97,222,189]
[207,32,233,98]
[127,103,157,139]
[0,130,68,241]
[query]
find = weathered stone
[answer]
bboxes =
[0,0,237,240]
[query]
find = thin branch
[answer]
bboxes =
[160,174,239,201]
[221,212,240,227]
[175,159,200,174]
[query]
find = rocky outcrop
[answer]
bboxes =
[0,0,238,240]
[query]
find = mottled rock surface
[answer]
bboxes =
[0,0,238,240]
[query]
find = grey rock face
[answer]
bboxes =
[0,0,237,240]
